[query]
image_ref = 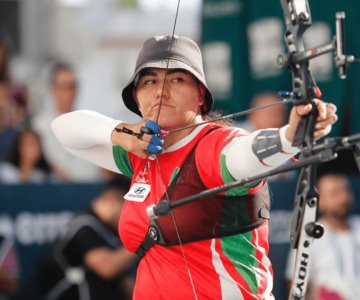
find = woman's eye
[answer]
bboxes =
[144,79,155,85]
[172,77,184,83]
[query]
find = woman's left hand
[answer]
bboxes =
[285,99,338,143]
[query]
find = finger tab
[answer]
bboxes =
[145,120,161,134]
[150,135,164,146]
[140,126,154,135]
[146,144,163,155]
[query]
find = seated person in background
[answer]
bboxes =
[37,176,137,300]
[0,128,54,183]
[285,173,360,300]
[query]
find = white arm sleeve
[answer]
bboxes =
[225,125,299,180]
[51,110,123,173]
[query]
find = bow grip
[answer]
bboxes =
[292,101,319,147]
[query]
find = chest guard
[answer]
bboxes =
[136,129,271,257]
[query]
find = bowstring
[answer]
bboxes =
[155,0,181,123]
[153,1,199,299]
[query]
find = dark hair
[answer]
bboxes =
[205,110,235,126]
[50,62,75,86]
[5,128,52,174]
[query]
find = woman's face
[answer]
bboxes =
[133,68,205,130]
[19,131,41,164]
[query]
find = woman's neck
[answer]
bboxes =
[163,115,203,149]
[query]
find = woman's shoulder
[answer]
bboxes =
[199,123,249,143]
[195,124,249,161]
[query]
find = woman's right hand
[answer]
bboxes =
[111,120,164,159]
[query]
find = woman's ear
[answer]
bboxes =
[198,84,206,106]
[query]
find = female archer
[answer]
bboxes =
[52,35,337,299]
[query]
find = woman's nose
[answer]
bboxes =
[156,79,170,99]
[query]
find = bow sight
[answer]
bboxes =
[278,2,355,94]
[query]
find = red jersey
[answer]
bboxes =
[114,124,274,300]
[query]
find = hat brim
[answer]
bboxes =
[122,59,214,117]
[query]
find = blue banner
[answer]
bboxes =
[1,178,359,299]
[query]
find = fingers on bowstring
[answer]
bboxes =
[136,140,161,159]
[145,135,164,155]
[143,120,164,155]
[146,143,163,155]
[139,120,162,142]
[140,131,165,145]
[150,135,164,146]
[145,120,161,134]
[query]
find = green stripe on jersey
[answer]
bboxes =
[220,154,261,196]
[169,167,180,185]
[221,233,259,295]
[112,146,133,177]
[220,154,248,196]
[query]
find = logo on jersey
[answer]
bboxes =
[135,162,150,184]
[124,183,151,202]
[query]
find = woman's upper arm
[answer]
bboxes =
[196,126,299,186]
[66,145,125,174]
[51,110,130,175]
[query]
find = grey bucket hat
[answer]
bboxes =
[122,35,214,116]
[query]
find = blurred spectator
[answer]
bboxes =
[0,38,30,162]
[285,173,360,300]
[0,128,55,183]
[32,62,100,182]
[238,92,287,132]
[36,176,137,300]
[0,39,10,83]
[0,39,29,130]
[0,237,19,300]
[0,81,17,162]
